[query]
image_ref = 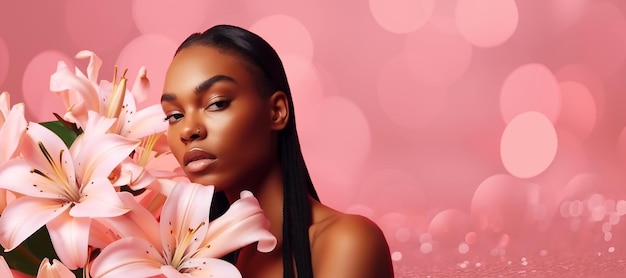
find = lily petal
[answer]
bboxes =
[79,110,117,136]
[20,123,76,188]
[71,176,128,218]
[182,258,242,278]
[49,64,99,113]
[0,196,68,251]
[121,104,168,139]
[71,115,139,182]
[130,66,149,104]
[196,191,276,258]
[0,158,74,199]
[74,50,102,85]
[161,265,187,278]
[66,111,114,160]
[0,103,27,162]
[88,218,121,250]
[89,237,165,278]
[110,90,137,135]
[159,182,214,261]
[98,192,162,250]
[0,256,13,278]
[116,158,157,191]
[0,189,6,212]
[148,178,177,197]
[36,258,74,278]
[47,212,91,270]
[0,91,10,118]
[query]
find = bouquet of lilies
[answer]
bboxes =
[0,51,276,278]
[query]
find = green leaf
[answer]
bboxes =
[40,120,79,147]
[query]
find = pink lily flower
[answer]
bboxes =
[90,182,277,278]
[0,112,139,270]
[49,50,167,140]
[0,256,73,278]
[0,92,28,212]
[49,51,172,201]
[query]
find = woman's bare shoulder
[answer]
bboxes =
[309,202,395,278]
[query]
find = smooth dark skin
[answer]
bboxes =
[162,45,394,278]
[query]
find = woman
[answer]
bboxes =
[161,24,394,278]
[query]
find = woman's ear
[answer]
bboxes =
[269,91,289,130]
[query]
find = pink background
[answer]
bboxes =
[3,0,626,276]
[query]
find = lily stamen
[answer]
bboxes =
[138,133,161,166]
[37,142,79,200]
[171,221,206,269]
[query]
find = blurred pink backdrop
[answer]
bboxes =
[2,0,626,276]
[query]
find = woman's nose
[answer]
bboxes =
[181,124,207,143]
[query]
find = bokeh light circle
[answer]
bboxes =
[0,37,8,87]
[377,212,410,248]
[555,64,606,123]
[404,17,473,88]
[396,228,412,243]
[458,243,470,254]
[132,0,211,42]
[455,0,519,47]
[561,173,602,202]
[299,96,371,184]
[465,232,477,245]
[377,54,448,129]
[500,63,561,123]
[420,233,432,243]
[471,174,532,233]
[501,111,558,179]
[617,200,626,216]
[65,0,134,52]
[391,251,403,261]
[116,34,177,108]
[427,209,472,248]
[555,81,596,141]
[22,50,75,122]
[550,0,589,30]
[369,0,434,34]
[249,14,314,61]
[420,242,433,254]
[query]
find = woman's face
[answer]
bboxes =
[161,45,276,191]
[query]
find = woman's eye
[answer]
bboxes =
[164,113,184,123]
[207,100,230,111]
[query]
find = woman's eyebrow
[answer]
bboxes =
[161,75,237,103]
[161,93,176,103]
[194,75,237,95]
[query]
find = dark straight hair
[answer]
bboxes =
[175,24,320,278]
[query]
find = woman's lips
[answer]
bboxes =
[183,148,217,173]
